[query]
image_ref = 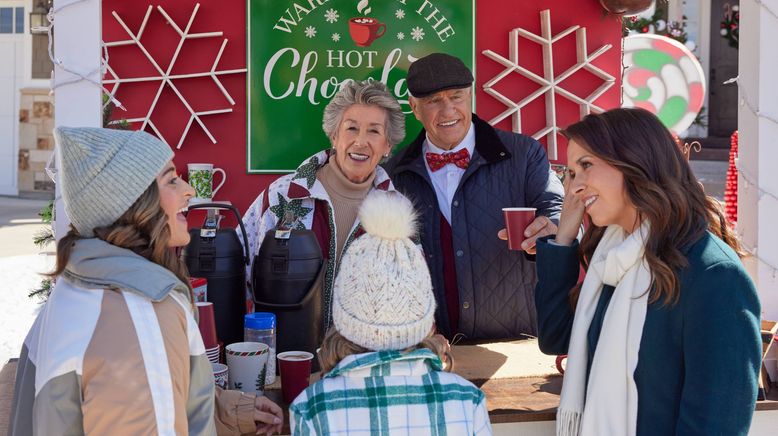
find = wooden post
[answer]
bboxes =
[738,0,778,319]
[51,0,102,239]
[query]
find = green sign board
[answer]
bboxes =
[248,0,475,172]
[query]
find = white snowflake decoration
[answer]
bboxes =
[397,32,405,40]
[103,4,247,149]
[481,9,614,160]
[332,32,341,42]
[324,8,339,23]
[395,9,405,20]
[411,26,425,42]
[305,26,317,38]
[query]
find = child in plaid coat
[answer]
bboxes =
[289,191,492,435]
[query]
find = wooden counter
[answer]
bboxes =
[261,340,778,434]
[263,372,778,434]
[261,374,566,433]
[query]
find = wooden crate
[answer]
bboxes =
[761,320,778,398]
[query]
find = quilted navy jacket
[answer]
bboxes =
[385,115,564,339]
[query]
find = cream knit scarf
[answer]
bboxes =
[557,221,652,436]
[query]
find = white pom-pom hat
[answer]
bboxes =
[332,191,435,351]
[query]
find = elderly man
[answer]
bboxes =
[386,53,564,340]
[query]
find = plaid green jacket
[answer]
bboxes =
[289,349,492,435]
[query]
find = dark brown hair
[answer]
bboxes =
[562,108,744,305]
[50,182,192,294]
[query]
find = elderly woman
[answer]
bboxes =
[243,79,406,331]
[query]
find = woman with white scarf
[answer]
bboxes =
[531,108,761,435]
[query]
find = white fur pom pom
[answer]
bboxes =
[358,191,417,240]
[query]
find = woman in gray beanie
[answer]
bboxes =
[289,191,493,435]
[9,127,283,436]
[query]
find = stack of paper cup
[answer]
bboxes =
[197,302,220,363]
[206,344,221,364]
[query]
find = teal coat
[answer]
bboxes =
[535,232,761,435]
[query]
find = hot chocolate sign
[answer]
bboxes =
[248,0,474,172]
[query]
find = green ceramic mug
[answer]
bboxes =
[187,163,226,202]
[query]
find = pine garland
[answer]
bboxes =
[29,201,54,301]
[28,278,52,301]
[623,8,689,44]
[103,93,132,130]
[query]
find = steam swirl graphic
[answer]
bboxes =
[357,0,371,15]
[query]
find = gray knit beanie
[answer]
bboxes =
[54,127,173,236]
[332,191,435,351]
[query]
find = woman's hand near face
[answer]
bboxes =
[555,174,586,246]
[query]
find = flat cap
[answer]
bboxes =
[406,53,474,98]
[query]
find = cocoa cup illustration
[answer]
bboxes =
[349,17,386,47]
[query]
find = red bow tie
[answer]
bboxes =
[425,149,471,172]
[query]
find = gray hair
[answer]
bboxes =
[322,80,405,147]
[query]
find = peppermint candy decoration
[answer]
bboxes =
[623,34,706,134]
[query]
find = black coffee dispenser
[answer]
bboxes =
[252,227,324,370]
[183,203,250,347]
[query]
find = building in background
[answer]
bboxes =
[624,0,739,154]
[679,0,739,149]
[0,0,53,198]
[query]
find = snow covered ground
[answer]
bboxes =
[0,197,50,365]
[0,254,48,364]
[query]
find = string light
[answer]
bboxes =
[720,0,778,280]
[38,0,778,280]
[727,74,778,206]
[738,160,778,204]
[724,76,778,127]
[737,235,778,281]
[731,123,778,278]
[41,0,124,110]
[42,1,245,150]
[754,0,778,21]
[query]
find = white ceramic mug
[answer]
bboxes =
[187,163,226,202]
[225,342,269,395]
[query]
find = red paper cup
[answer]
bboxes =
[277,351,314,404]
[556,355,567,374]
[197,302,218,349]
[502,207,537,250]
